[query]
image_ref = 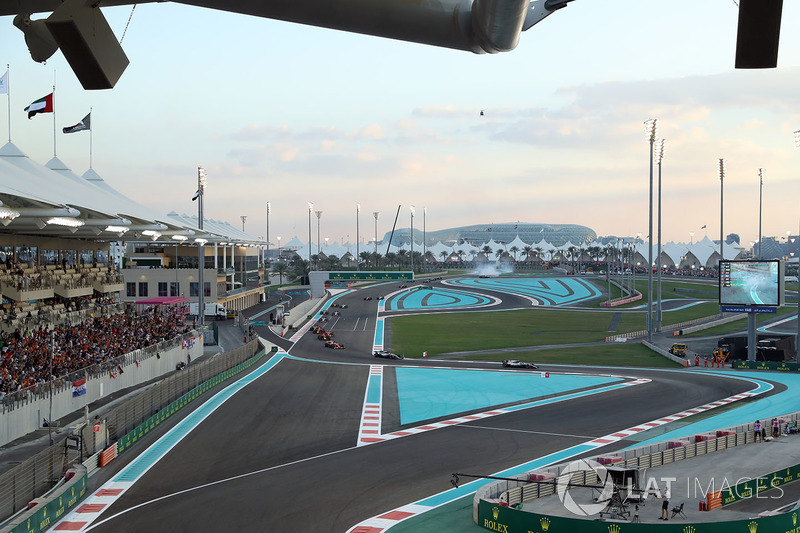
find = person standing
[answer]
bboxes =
[660,485,670,520]
[754,421,762,442]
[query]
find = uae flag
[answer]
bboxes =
[72,378,87,397]
[63,112,91,134]
[24,93,53,119]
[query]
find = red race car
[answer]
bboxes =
[325,340,345,349]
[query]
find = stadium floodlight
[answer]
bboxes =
[758,168,765,259]
[0,206,20,226]
[105,225,128,234]
[171,234,188,241]
[644,118,657,342]
[47,217,84,227]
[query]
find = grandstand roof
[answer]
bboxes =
[0,142,265,246]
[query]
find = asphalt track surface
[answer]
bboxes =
[81,277,766,532]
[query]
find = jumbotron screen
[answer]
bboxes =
[719,260,783,307]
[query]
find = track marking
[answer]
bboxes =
[458,425,598,440]
[346,375,770,532]
[53,349,287,532]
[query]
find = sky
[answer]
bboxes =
[1,0,800,249]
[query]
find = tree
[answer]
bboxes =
[509,245,519,261]
[456,249,466,263]
[385,252,397,268]
[523,245,533,262]
[288,254,310,280]
[535,246,543,262]
[272,261,289,285]
[397,249,408,268]
[439,250,449,263]
[359,251,372,268]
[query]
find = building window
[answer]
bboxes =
[138,282,148,297]
[170,282,179,297]
[204,282,211,297]
[189,282,198,297]
[126,282,136,297]
[158,282,168,297]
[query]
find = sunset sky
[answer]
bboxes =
[1,1,799,248]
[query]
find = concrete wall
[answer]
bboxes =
[0,335,202,446]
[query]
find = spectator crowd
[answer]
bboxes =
[0,306,192,396]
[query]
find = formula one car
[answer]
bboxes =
[364,296,372,301]
[501,360,538,369]
[373,350,403,360]
[318,333,334,341]
[325,341,345,349]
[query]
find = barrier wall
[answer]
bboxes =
[733,360,800,372]
[0,466,87,533]
[0,341,260,525]
[475,415,800,532]
[477,499,793,533]
[0,332,203,446]
[114,347,269,455]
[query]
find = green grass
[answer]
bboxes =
[460,343,682,368]
[392,309,645,356]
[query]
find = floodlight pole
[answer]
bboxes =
[644,119,657,342]
[758,169,765,259]
[719,159,726,318]
[356,203,361,270]
[373,212,379,255]
[197,167,206,327]
[793,131,800,361]
[308,202,314,270]
[410,205,415,272]
[655,139,664,332]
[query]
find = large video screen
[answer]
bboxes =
[719,260,783,307]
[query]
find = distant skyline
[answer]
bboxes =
[1,1,800,247]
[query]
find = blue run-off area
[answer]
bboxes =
[447,277,601,306]
[395,367,621,425]
[624,371,785,449]
[384,287,493,311]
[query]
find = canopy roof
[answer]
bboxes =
[0,142,265,246]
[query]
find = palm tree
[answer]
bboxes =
[535,246,543,262]
[272,261,289,285]
[359,251,372,268]
[397,249,408,268]
[509,245,519,261]
[385,252,397,268]
[456,249,466,263]
[523,245,533,262]
[439,250,448,263]
[288,254,310,281]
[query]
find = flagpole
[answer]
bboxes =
[89,107,93,168]
[6,64,10,142]
[52,74,56,157]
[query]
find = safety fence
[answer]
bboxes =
[0,340,261,525]
[114,345,267,454]
[476,414,800,514]
[0,330,199,414]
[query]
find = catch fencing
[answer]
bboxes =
[0,340,260,524]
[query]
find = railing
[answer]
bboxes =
[0,327,190,413]
[476,416,799,512]
[0,341,260,523]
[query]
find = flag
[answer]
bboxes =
[24,93,53,119]
[63,112,91,134]
[701,225,707,229]
[72,378,87,397]
[0,70,7,95]
[191,189,200,201]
